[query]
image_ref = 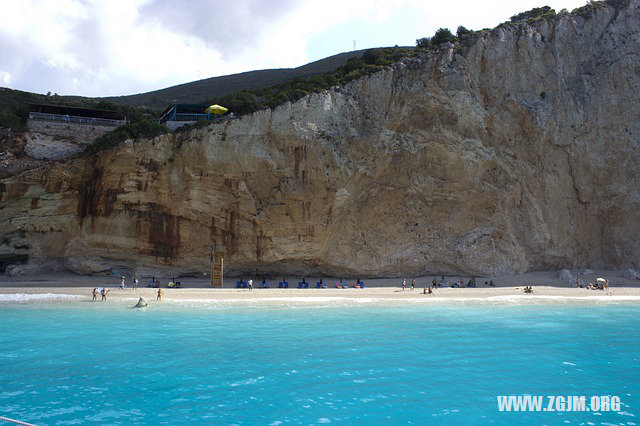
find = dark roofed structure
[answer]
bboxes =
[28,104,126,126]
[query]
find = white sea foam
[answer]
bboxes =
[405,295,640,304]
[160,294,640,308]
[229,376,265,387]
[486,295,640,302]
[0,293,84,302]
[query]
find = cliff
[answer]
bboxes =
[1,1,639,277]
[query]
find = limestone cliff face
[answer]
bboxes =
[1,1,639,277]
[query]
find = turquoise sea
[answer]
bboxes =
[0,299,638,425]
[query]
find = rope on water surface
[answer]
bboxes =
[0,415,35,426]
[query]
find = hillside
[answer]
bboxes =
[0,49,377,117]
[102,49,383,110]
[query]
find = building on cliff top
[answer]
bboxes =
[158,104,232,131]
[28,104,127,127]
[27,104,128,142]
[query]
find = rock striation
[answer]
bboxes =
[1,1,639,277]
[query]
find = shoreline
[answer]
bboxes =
[1,269,639,306]
[2,286,640,306]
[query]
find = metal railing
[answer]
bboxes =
[28,112,126,127]
[172,113,217,122]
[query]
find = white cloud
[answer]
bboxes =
[0,0,589,97]
[0,71,10,85]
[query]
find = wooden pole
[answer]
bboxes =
[210,241,215,288]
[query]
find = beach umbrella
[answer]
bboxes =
[596,278,606,282]
[204,104,228,115]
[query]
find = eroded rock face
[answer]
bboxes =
[1,1,639,277]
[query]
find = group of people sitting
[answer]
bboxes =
[141,276,181,288]
[335,278,365,288]
[579,281,608,290]
[424,276,493,289]
[237,277,366,289]
[523,286,533,293]
[576,277,609,290]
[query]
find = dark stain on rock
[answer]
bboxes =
[252,220,261,259]
[133,203,181,259]
[301,200,311,220]
[77,168,103,224]
[220,209,239,255]
[224,177,239,192]
[77,167,122,225]
[146,159,160,173]
[293,145,307,178]
[30,198,39,209]
[256,235,269,261]
[0,183,5,202]
[104,188,119,216]
[148,211,180,259]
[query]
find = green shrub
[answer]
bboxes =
[362,48,387,65]
[431,28,458,45]
[510,6,556,22]
[572,1,608,17]
[456,26,473,39]
[416,37,431,48]
[0,104,29,132]
[85,118,168,155]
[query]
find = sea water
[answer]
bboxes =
[0,300,638,424]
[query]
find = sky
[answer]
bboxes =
[0,0,586,97]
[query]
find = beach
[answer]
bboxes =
[2,269,639,305]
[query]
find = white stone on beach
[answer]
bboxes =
[133,297,148,308]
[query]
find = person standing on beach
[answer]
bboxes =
[92,288,98,301]
[248,279,253,291]
[157,288,162,301]
[120,276,125,289]
[402,278,406,291]
[410,279,415,290]
[133,275,138,290]
[101,288,108,301]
